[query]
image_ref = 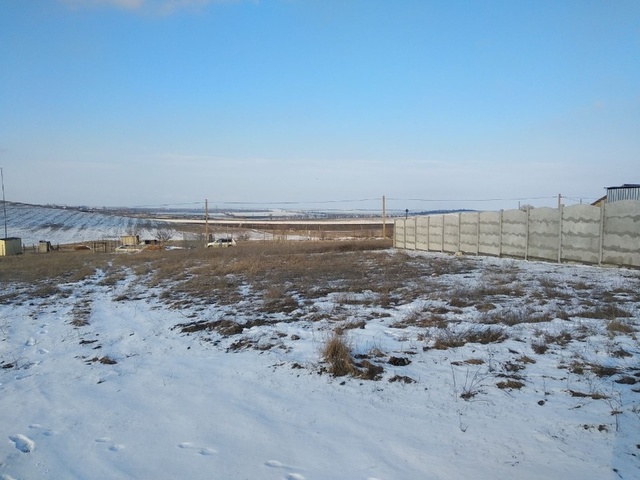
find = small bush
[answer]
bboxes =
[531,341,549,355]
[322,333,357,377]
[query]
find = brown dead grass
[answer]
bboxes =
[322,333,358,377]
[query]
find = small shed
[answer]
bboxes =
[0,237,22,256]
[120,235,140,246]
[38,240,52,253]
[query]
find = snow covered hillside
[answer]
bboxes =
[1,245,639,479]
[2,203,176,246]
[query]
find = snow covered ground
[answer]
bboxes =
[1,247,639,479]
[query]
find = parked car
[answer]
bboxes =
[207,238,236,248]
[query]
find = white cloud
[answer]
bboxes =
[60,0,240,14]
[61,0,145,11]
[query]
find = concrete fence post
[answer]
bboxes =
[441,214,445,253]
[558,204,564,263]
[525,206,531,261]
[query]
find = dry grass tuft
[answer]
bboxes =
[606,319,636,335]
[578,305,631,319]
[322,333,358,377]
[496,379,525,390]
[433,327,507,350]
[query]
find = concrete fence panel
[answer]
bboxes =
[602,200,640,267]
[443,214,459,253]
[528,207,561,262]
[405,218,417,250]
[416,216,430,250]
[478,211,502,256]
[501,209,528,258]
[459,212,480,254]
[562,204,601,264]
[429,215,444,251]
[395,219,406,249]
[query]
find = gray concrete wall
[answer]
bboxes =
[528,207,560,262]
[416,216,429,250]
[394,200,640,268]
[394,220,405,249]
[405,218,417,250]
[459,212,479,254]
[428,215,444,251]
[500,209,528,258]
[602,200,640,267]
[443,214,459,253]
[478,211,501,256]
[562,204,601,264]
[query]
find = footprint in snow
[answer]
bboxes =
[29,423,56,436]
[95,437,124,452]
[9,434,35,453]
[265,460,305,480]
[178,442,218,456]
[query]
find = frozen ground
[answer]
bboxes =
[1,246,639,479]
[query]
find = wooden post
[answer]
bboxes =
[204,199,209,246]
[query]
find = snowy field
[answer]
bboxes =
[1,243,639,480]
[2,203,180,247]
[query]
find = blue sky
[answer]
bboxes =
[1,0,638,212]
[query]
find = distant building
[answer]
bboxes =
[0,237,22,256]
[38,240,52,253]
[606,184,640,203]
[120,235,140,246]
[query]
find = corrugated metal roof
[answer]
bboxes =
[606,184,640,202]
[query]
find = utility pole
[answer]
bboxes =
[382,195,386,239]
[1,167,7,239]
[557,193,562,209]
[204,199,209,246]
